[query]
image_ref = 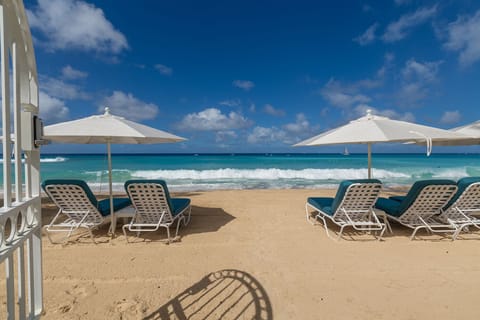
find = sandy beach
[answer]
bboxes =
[1,188,477,319]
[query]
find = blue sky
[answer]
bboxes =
[25,0,480,153]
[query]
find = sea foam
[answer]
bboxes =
[131,168,410,180]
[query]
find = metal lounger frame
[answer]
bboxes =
[379,184,458,240]
[43,183,108,243]
[438,182,480,240]
[123,182,191,243]
[306,182,386,240]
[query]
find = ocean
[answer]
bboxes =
[4,153,480,192]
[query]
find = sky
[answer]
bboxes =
[23,0,480,154]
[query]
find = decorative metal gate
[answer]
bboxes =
[0,0,43,319]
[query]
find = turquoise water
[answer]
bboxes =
[3,153,480,191]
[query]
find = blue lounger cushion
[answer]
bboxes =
[97,197,132,217]
[390,177,480,210]
[125,179,190,216]
[42,179,132,217]
[307,197,335,216]
[389,195,406,202]
[308,179,382,216]
[375,198,404,217]
[170,198,191,216]
[375,179,457,217]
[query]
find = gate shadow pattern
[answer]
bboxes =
[144,269,273,320]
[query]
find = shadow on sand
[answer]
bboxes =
[40,202,236,244]
[120,205,236,243]
[144,269,273,320]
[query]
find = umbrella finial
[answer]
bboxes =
[366,109,372,116]
[104,107,111,115]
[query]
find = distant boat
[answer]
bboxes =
[343,147,350,156]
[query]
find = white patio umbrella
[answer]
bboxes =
[294,109,471,178]
[439,120,480,145]
[411,120,480,147]
[44,107,186,233]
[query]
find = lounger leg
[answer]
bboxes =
[317,215,335,240]
[306,204,318,225]
[306,204,312,223]
[452,223,470,241]
[184,207,191,226]
[337,225,347,241]
[376,225,386,241]
[44,227,55,244]
[378,213,393,234]
[122,225,130,243]
[175,217,183,239]
[87,228,97,244]
[166,226,171,244]
[410,226,425,240]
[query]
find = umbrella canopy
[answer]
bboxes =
[45,107,185,144]
[294,109,470,178]
[436,120,480,146]
[412,120,480,146]
[44,107,186,233]
[453,120,480,137]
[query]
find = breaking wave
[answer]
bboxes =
[130,168,410,180]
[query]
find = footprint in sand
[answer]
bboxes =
[110,297,148,319]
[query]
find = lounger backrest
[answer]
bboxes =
[398,182,457,224]
[334,179,382,220]
[42,179,104,224]
[441,180,480,220]
[125,180,175,224]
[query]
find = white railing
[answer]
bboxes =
[0,0,43,319]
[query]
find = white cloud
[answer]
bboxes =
[39,91,69,123]
[232,80,255,91]
[283,113,316,134]
[402,59,442,82]
[61,65,88,80]
[376,52,395,78]
[398,58,442,106]
[100,91,159,121]
[154,64,173,76]
[249,103,256,112]
[354,104,416,122]
[354,23,379,45]
[247,113,319,145]
[40,76,90,100]
[263,104,286,117]
[216,130,238,143]
[394,0,411,5]
[382,5,437,42]
[320,79,371,109]
[247,126,287,144]
[362,4,373,13]
[444,10,480,66]
[178,108,252,131]
[398,83,428,106]
[440,110,461,124]
[219,99,241,107]
[27,0,128,54]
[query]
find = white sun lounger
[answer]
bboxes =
[437,178,480,240]
[306,179,385,240]
[123,180,191,243]
[375,180,458,240]
[42,179,132,243]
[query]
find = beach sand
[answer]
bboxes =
[3,188,480,319]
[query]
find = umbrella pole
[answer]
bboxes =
[107,140,115,235]
[367,143,372,179]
